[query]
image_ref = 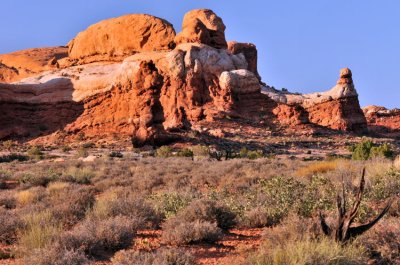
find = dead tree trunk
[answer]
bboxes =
[319,168,393,243]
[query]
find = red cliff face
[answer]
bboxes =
[0,9,373,145]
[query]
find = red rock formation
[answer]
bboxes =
[363,105,400,134]
[0,47,68,82]
[0,10,374,146]
[175,9,227,49]
[227,42,261,81]
[264,68,368,132]
[68,14,176,63]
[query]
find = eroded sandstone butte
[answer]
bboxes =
[0,9,370,145]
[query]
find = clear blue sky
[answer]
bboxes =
[1,0,399,108]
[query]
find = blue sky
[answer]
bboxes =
[1,0,399,108]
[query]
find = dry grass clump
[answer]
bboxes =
[112,248,195,265]
[16,187,44,207]
[246,214,367,265]
[246,237,367,265]
[296,160,340,178]
[17,210,62,255]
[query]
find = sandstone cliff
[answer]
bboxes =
[0,9,371,145]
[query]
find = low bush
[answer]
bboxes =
[90,189,162,228]
[0,154,29,163]
[27,146,44,160]
[61,216,136,256]
[0,208,21,244]
[359,217,400,264]
[162,220,221,245]
[191,145,210,157]
[176,148,194,158]
[156,146,173,158]
[112,248,195,265]
[24,246,90,265]
[239,148,264,160]
[350,139,393,160]
[150,192,192,219]
[76,146,89,158]
[0,191,17,209]
[171,199,236,230]
[62,167,95,184]
[46,184,95,226]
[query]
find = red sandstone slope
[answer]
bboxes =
[0,9,383,145]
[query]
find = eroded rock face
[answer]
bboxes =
[68,14,176,62]
[175,9,227,49]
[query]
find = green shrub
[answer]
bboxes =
[259,176,304,223]
[112,248,195,265]
[239,148,264,159]
[76,146,89,158]
[0,154,29,163]
[151,193,192,219]
[370,143,394,159]
[176,148,194,158]
[350,139,393,160]
[297,175,336,217]
[27,146,44,160]
[156,146,173,158]
[2,140,15,151]
[62,167,95,184]
[191,145,210,157]
[109,151,124,158]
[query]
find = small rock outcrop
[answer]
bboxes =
[68,14,176,62]
[0,47,68,82]
[363,105,400,134]
[175,9,227,49]
[264,68,368,132]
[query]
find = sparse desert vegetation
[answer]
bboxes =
[0,141,399,265]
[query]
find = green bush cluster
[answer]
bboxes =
[349,139,394,160]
